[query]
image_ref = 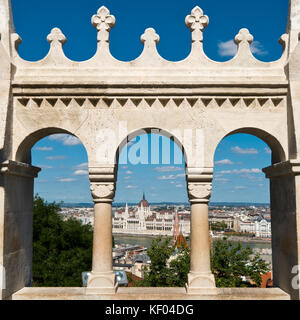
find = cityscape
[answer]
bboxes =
[60,193,272,286]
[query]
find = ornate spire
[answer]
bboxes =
[234,28,254,59]
[185,6,209,44]
[140,28,160,57]
[92,6,115,46]
[45,28,67,61]
[47,28,66,47]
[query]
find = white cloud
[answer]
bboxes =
[37,165,53,169]
[158,175,176,180]
[219,168,261,174]
[158,173,185,180]
[36,147,53,151]
[235,186,247,190]
[126,185,138,189]
[218,40,268,57]
[76,162,88,168]
[215,159,234,165]
[49,134,82,146]
[126,170,133,175]
[73,170,89,176]
[218,40,237,57]
[176,184,184,188]
[251,41,268,56]
[215,178,229,183]
[155,166,183,173]
[232,146,258,155]
[46,155,67,160]
[58,178,77,183]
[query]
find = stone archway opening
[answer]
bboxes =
[211,131,284,289]
[113,130,190,287]
[10,130,92,291]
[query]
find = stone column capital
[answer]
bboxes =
[0,160,41,178]
[89,165,116,203]
[186,167,213,204]
[90,183,115,203]
[263,160,300,179]
[188,183,212,204]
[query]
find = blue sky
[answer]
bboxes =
[13,0,288,204]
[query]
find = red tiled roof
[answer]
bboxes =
[126,272,143,287]
[261,272,273,288]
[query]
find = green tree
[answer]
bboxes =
[133,237,270,288]
[136,237,175,287]
[32,195,93,287]
[134,238,189,287]
[211,240,270,287]
[167,245,190,287]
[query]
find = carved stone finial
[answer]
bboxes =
[47,28,66,46]
[92,6,116,43]
[188,183,212,204]
[234,28,253,46]
[141,28,160,45]
[185,6,209,43]
[90,183,115,203]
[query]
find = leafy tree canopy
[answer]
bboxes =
[32,195,93,287]
[211,239,270,288]
[133,237,270,288]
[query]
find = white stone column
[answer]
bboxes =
[263,160,300,300]
[186,168,216,294]
[0,161,40,300]
[86,166,117,294]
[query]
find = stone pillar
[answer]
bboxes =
[0,161,40,300]
[263,160,300,300]
[86,165,117,294]
[186,168,216,294]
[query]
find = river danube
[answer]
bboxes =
[114,235,272,250]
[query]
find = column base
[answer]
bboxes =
[186,272,216,294]
[86,272,118,295]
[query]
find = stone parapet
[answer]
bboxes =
[12,287,290,300]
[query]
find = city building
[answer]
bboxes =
[112,194,190,236]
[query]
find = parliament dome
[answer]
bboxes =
[138,193,150,208]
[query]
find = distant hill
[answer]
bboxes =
[61,202,269,208]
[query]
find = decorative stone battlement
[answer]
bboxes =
[10,6,289,84]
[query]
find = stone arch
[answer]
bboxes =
[15,127,89,164]
[3,127,91,298]
[211,127,286,288]
[213,127,286,166]
[115,127,189,169]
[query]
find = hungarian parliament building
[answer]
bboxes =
[112,194,190,236]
